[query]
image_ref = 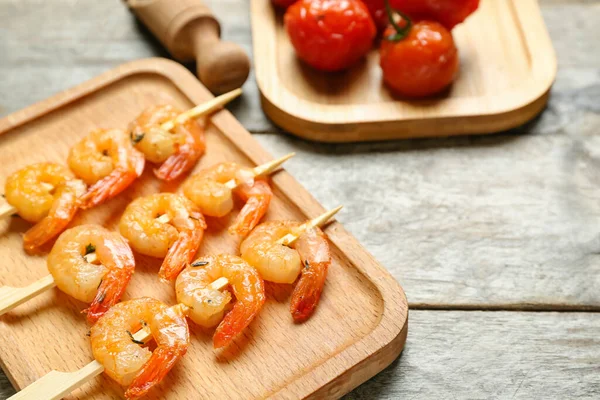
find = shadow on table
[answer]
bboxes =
[0,372,15,398]
[269,109,547,156]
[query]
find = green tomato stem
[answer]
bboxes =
[385,0,413,41]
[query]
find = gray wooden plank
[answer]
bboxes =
[253,126,600,309]
[0,374,12,400]
[0,0,273,132]
[345,310,600,400]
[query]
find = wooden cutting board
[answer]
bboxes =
[0,58,408,399]
[251,0,557,143]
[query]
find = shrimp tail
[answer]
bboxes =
[155,132,206,181]
[23,214,72,252]
[159,226,204,282]
[213,293,265,349]
[154,152,195,181]
[290,260,329,322]
[229,180,272,237]
[124,344,188,400]
[85,265,134,324]
[23,188,80,252]
[290,227,331,322]
[79,168,141,210]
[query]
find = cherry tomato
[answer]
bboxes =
[284,0,376,72]
[380,20,458,97]
[389,0,479,29]
[360,0,388,32]
[271,0,298,8]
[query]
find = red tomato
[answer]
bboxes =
[380,20,459,97]
[284,0,376,72]
[390,0,479,29]
[271,0,298,8]
[360,0,388,32]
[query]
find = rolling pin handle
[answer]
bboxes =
[126,0,251,94]
[189,19,251,95]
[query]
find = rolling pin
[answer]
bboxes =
[126,0,250,94]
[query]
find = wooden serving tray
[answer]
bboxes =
[251,0,557,142]
[0,58,407,399]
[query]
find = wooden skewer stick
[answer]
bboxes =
[0,246,102,316]
[8,277,226,400]
[40,183,55,192]
[159,88,242,132]
[0,204,16,219]
[134,277,228,342]
[0,275,56,316]
[155,214,171,224]
[0,247,103,316]
[84,252,98,263]
[8,359,105,400]
[277,206,343,246]
[7,306,180,400]
[223,152,295,190]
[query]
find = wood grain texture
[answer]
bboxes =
[4,309,600,399]
[345,310,600,399]
[0,59,407,399]
[251,0,557,142]
[252,129,600,310]
[1,0,600,398]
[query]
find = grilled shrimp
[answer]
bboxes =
[47,224,135,324]
[119,193,206,281]
[240,221,331,322]
[182,162,273,236]
[4,162,86,252]
[68,128,145,209]
[128,105,206,181]
[176,254,265,349]
[90,297,189,399]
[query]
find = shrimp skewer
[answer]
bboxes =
[0,225,135,324]
[9,298,189,400]
[129,104,206,182]
[2,163,87,252]
[91,298,189,399]
[68,128,145,209]
[127,255,264,349]
[128,89,242,181]
[240,206,342,322]
[107,255,263,350]
[159,88,242,132]
[182,153,294,236]
[119,193,206,281]
[176,254,266,349]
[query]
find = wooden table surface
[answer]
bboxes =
[1,0,600,398]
